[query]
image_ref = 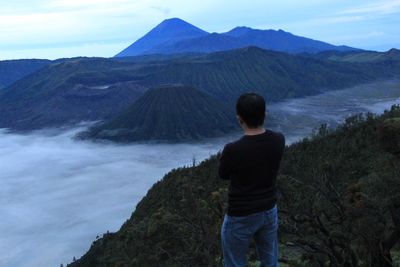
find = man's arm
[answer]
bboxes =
[218,144,232,180]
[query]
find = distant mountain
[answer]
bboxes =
[115,18,209,57]
[0,58,148,130]
[115,18,359,57]
[223,27,357,53]
[79,85,237,142]
[0,59,51,89]
[308,48,400,62]
[138,47,400,102]
[1,47,399,132]
[151,27,358,55]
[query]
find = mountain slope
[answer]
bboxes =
[139,47,400,102]
[115,18,209,57]
[68,106,400,266]
[0,59,51,89]
[115,18,359,57]
[80,85,237,142]
[1,47,399,131]
[0,58,148,130]
[145,33,243,54]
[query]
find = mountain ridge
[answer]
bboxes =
[115,18,360,57]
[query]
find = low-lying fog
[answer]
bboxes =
[1,80,399,267]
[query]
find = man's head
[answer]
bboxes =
[236,92,266,129]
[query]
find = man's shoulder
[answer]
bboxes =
[266,129,285,144]
[225,130,285,150]
[223,140,238,151]
[222,139,243,155]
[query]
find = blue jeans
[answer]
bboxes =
[221,205,279,267]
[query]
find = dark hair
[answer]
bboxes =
[236,93,265,128]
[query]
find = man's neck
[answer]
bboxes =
[244,127,265,136]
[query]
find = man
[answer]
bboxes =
[218,92,285,267]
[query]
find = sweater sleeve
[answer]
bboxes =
[218,144,233,180]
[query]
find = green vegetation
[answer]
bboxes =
[68,106,400,266]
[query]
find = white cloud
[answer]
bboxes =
[0,127,231,266]
[313,15,365,24]
[150,6,171,15]
[49,0,131,9]
[338,0,400,15]
[0,0,219,58]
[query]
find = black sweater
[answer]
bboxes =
[218,129,285,216]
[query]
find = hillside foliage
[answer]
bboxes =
[69,106,400,267]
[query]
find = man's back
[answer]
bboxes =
[218,92,285,267]
[219,129,285,216]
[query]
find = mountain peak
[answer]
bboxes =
[232,26,253,31]
[84,84,236,142]
[225,26,254,37]
[115,18,208,57]
[150,17,208,36]
[154,18,198,30]
[159,17,190,25]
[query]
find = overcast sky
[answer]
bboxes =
[0,0,399,60]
